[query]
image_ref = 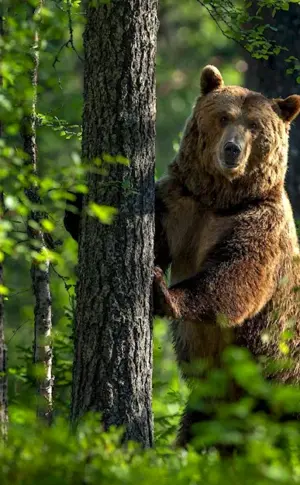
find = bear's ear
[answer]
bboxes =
[200,65,224,95]
[273,95,300,123]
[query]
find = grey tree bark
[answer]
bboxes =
[245,3,300,216]
[0,8,8,439]
[71,0,158,447]
[21,2,53,423]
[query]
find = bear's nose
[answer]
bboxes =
[223,142,241,166]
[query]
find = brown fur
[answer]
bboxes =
[153,65,300,447]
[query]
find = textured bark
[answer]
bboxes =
[0,9,8,438]
[21,2,53,423]
[245,3,300,216]
[0,260,7,439]
[30,260,52,423]
[71,1,158,447]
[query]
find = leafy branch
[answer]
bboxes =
[197,0,300,80]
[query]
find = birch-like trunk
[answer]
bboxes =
[71,0,158,447]
[0,8,8,439]
[21,2,53,423]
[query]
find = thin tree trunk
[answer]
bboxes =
[71,0,158,447]
[21,1,53,423]
[245,3,300,216]
[0,259,7,439]
[0,7,8,439]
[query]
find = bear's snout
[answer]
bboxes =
[223,141,241,167]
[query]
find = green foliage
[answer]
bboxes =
[2,348,300,485]
[195,0,300,79]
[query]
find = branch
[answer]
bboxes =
[52,0,83,75]
[196,0,245,51]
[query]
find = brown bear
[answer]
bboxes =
[64,65,300,448]
[153,65,300,447]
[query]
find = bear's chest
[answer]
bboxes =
[164,198,232,285]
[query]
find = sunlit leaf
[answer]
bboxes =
[88,202,118,224]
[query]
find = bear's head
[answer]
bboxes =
[172,65,300,209]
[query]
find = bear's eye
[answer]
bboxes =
[220,115,229,125]
[250,121,258,132]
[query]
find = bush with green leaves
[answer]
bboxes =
[2,347,300,485]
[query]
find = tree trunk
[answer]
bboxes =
[71,1,158,447]
[0,262,7,439]
[245,3,300,216]
[21,2,53,423]
[0,8,8,439]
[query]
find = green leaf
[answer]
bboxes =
[73,184,88,194]
[0,284,9,295]
[88,203,118,224]
[115,155,130,166]
[41,219,55,232]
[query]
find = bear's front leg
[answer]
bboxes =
[153,207,281,326]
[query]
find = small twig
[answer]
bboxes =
[52,0,83,83]
[50,263,75,308]
[7,320,31,344]
[8,287,31,298]
[66,0,83,62]
[50,263,70,287]
[15,239,30,245]
[52,41,69,69]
